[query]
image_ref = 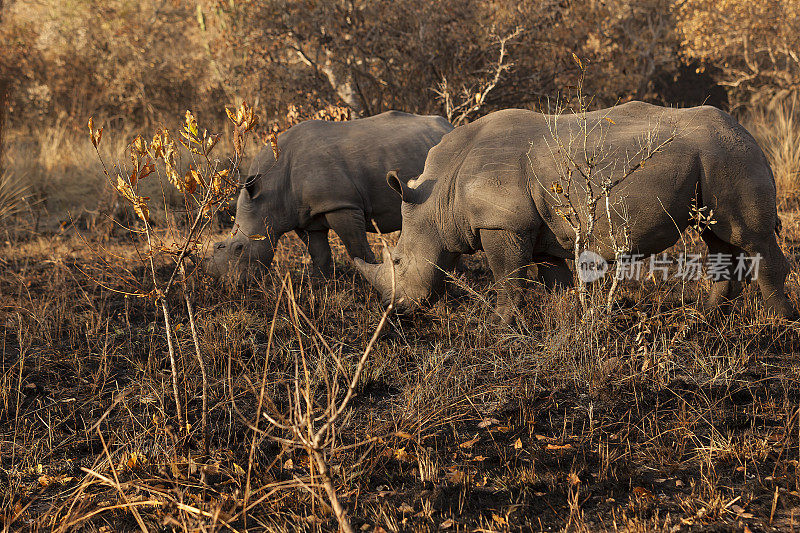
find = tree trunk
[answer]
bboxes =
[0,0,8,175]
[317,58,365,117]
[294,43,365,117]
[0,78,7,176]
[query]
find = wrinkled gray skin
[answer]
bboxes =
[205,111,453,279]
[355,102,796,323]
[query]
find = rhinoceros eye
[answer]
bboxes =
[233,242,244,253]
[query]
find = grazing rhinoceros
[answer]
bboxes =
[204,111,453,279]
[355,102,796,322]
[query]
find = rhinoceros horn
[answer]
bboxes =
[353,257,382,287]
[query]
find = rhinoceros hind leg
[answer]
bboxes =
[535,256,573,291]
[325,208,377,264]
[481,229,534,325]
[701,231,744,312]
[297,229,333,278]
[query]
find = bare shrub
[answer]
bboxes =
[433,28,522,126]
[537,58,678,313]
[87,103,259,444]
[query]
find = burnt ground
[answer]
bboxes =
[1,225,800,532]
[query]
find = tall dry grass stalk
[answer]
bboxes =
[745,96,800,201]
[0,170,28,224]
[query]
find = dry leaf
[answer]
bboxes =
[225,106,238,124]
[398,502,414,513]
[512,438,523,449]
[459,436,480,449]
[126,451,145,470]
[545,443,573,451]
[445,468,466,484]
[478,418,500,428]
[185,110,199,139]
[492,513,507,526]
[139,161,155,181]
[132,198,150,223]
[88,116,103,147]
[439,518,454,529]
[269,132,280,160]
[569,472,581,485]
[393,447,410,462]
[728,504,754,519]
[133,135,147,155]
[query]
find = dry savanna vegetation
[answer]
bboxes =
[2,1,800,532]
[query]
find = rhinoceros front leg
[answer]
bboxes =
[714,227,795,319]
[535,256,574,291]
[296,229,333,278]
[748,237,796,319]
[481,229,534,325]
[324,209,377,264]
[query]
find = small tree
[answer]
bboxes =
[89,103,260,447]
[536,56,678,313]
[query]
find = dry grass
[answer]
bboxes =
[1,119,800,531]
[0,170,28,225]
[1,218,799,531]
[0,121,259,236]
[744,97,800,205]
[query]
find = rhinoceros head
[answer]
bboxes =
[204,174,292,280]
[354,171,457,313]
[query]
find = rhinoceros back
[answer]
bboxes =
[250,111,452,227]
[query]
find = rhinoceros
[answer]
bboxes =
[204,111,453,279]
[355,102,796,322]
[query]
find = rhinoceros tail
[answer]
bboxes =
[763,156,782,237]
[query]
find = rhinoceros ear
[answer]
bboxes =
[387,170,421,204]
[240,174,262,200]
